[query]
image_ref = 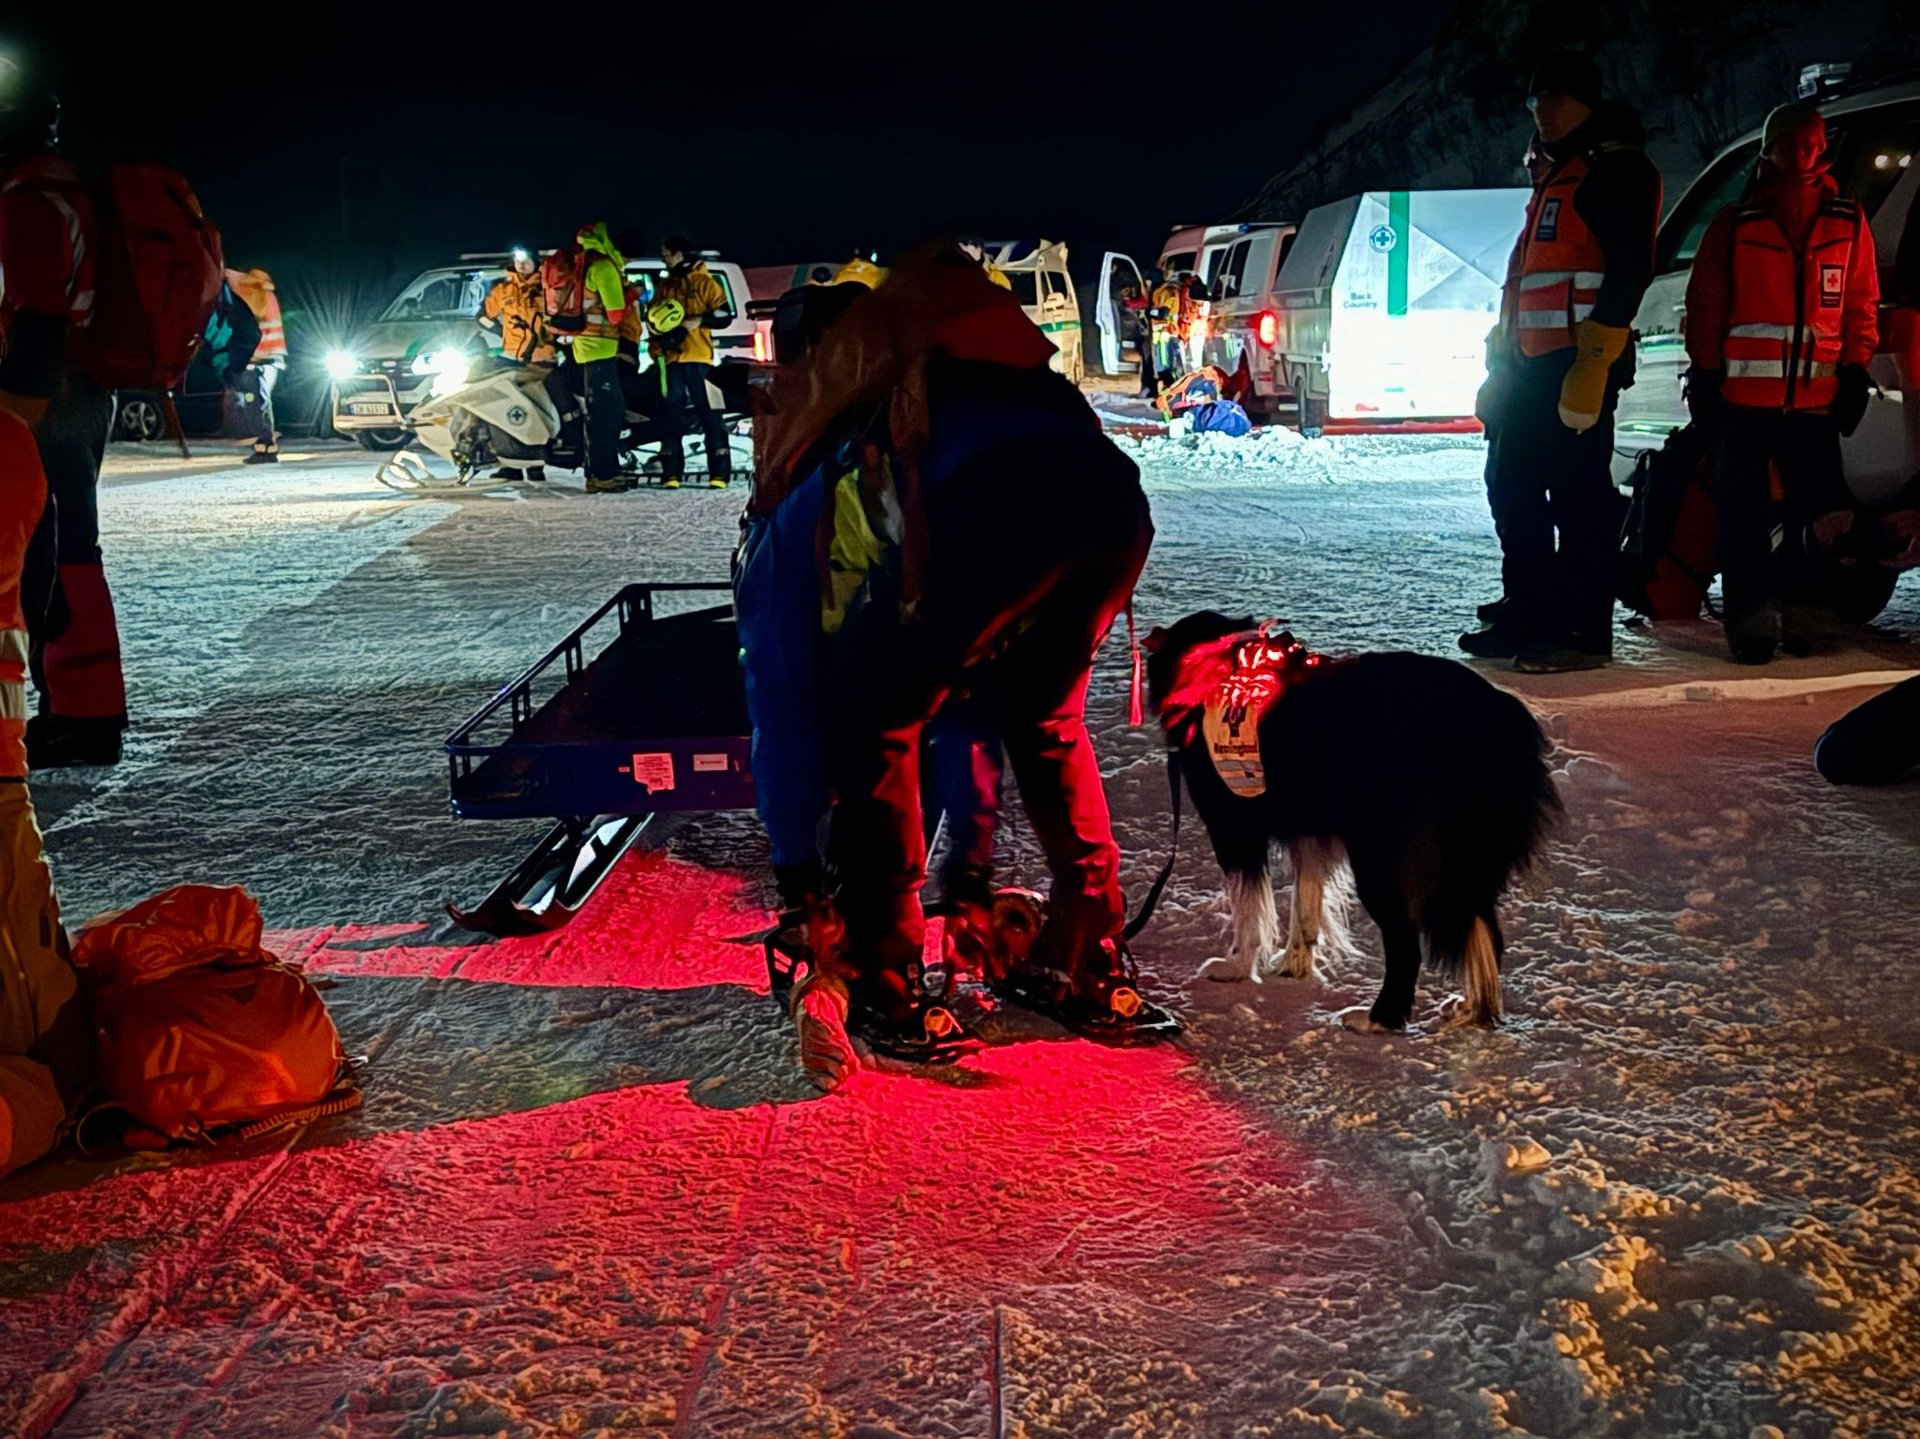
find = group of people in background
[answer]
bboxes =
[1468,51,1918,678]
[478,228,737,492]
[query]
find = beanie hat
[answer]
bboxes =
[1527,51,1604,109]
[1762,101,1825,153]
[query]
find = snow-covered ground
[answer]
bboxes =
[6,430,1920,1439]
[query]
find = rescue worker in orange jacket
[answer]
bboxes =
[1685,102,1881,664]
[479,248,556,367]
[225,267,287,464]
[1,406,91,1177]
[1464,52,1661,674]
[0,56,129,767]
[478,247,555,482]
[651,234,735,488]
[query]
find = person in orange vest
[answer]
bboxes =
[1684,102,1881,665]
[1464,52,1661,673]
[225,267,287,464]
[0,54,128,767]
[0,406,91,1177]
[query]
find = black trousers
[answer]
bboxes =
[1715,408,1852,644]
[1481,351,1622,652]
[660,362,732,479]
[824,434,1152,1006]
[23,373,113,670]
[580,357,624,480]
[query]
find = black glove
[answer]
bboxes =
[1474,364,1508,430]
[1686,368,1726,436]
[1834,363,1872,438]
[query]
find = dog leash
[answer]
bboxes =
[1122,748,1183,941]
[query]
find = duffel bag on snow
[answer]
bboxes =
[73,884,356,1146]
[81,164,226,392]
[1617,424,1718,620]
[1188,399,1252,436]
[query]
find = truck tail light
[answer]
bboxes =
[1256,311,1279,348]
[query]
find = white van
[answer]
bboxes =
[1614,77,1920,500]
[1091,224,1244,378]
[1205,190,1528,430]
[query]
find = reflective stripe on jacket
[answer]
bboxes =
[1506,155,1607,356]
[0,155,96,336]
[1717,198,1878,410]
[225,269,287,363]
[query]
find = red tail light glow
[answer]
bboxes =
[1256,311,1278,348]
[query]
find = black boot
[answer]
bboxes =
[26,714,125,768]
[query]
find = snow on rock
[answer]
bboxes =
[3,439,1920,1437]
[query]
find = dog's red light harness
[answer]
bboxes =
[1202,627,1320,799]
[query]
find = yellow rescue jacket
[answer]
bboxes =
[481,271,556,364]
[650,261,729,366]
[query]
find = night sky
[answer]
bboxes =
[16,3,1453,282]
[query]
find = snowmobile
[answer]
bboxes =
[375,353,757,494]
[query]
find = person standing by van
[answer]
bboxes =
[225,268,287,464]
[651,235,735,489]
[1148,267,1185,385]
[1464,51,1661,674]
[1684,102,1880,664]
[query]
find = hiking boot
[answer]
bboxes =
[585,474,629,494]
[1512,644,1611,674]
[244,449,279,465]
[26,714,124,769]
[661,475,683,490]
[845,995,984,1066]
[994,935,1182,1044]
[1476,597,1508,625]
[1728,634,1778,665]
[708,475,731,489]
[1459,626,1525,660]
[525,466,547,483]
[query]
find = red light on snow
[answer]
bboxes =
[1255,311,1278,347]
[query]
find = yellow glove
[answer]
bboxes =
[1558,320,1629,433]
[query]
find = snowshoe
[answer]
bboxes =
[845,997,984,1066]
[994,937,1182,1045]
[931,886,1047,994]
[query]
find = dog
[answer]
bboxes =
[1144,612,1558,1030]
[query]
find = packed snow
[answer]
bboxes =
[5,429,1920,1439]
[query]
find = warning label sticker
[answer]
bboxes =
[630,752,676,793]
[693,753,729,774]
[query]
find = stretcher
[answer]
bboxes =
[445,582,754,936]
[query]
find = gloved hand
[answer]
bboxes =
[1474,365,1508,429]
[1558,320,1631,432]
[1686,368,1727,436]
[1833,363,1872,437]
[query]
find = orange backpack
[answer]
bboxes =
[73,885,357,1146]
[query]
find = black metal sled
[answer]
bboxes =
[445,582,755,936]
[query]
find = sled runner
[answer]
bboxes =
[445,583,754,936]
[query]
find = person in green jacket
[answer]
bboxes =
[575,222,633,492]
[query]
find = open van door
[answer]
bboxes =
[1096,251,1146,375]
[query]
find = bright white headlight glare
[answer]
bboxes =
[424,352,472,397]
[324,349,360,380]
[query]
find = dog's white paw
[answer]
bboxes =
[1275,943,1318,981]
[1438,993,1501,1030]
[1198,954,1256,983]
[1334,1005,1396,1034]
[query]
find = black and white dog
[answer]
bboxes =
[1144,613,1558,1030]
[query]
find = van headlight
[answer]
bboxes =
[324,349,360,380]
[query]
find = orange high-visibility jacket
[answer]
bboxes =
[1506,154,1614,357]
[1687,189,1879,410]
[225,268,287,362]
[1,411,48,779]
